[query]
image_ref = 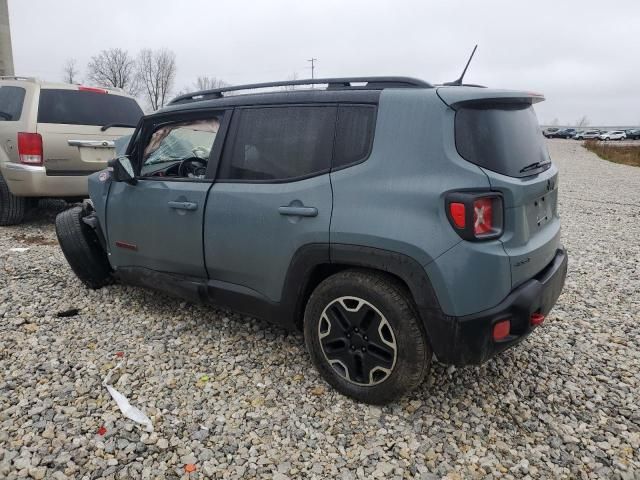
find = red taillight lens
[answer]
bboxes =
[449,202,466,228]
[17,132,43,165]
[492,319,511,341]
[473,197,493,235]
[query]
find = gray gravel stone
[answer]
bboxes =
[0,141,638,478]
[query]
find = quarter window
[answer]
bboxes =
[0,86,26,121]
[333,105,376,169]
[218,106,336,181]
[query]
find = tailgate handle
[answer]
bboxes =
[168,201,198,211]
[278,206,318,217]
[68,139,115,148]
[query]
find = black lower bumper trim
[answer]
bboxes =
[423,247,568,365]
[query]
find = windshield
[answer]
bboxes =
[141,119,220,175]
[0,86,26,121]
[455,104,550,178]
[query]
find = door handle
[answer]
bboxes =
[278,206,318,217]
[168,201,198,211]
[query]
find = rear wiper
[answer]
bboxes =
[0,111,12,120]
[519,161,551,173]
[100,123,137,132]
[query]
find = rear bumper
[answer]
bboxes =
[424,247,568,365]
[0,162,90,197]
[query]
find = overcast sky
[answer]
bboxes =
[7,0,640,125]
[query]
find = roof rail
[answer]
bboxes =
[0,76,37,82]
[168,76,432,105]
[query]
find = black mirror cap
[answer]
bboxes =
[108,156,137,185]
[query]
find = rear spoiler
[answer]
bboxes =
[436,87,545,109]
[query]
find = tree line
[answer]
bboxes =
[62,48,228,111]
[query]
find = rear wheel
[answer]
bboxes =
[304,270,431,404]
[55,206,112,289]
[0,174,26,226]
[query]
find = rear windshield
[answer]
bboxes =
[455,104,550,178]
[0,86,26,121]
[38,89,143,127]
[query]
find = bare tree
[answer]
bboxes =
[137,49,177,111]
[550,117,559,126]
[62,58,79,84]
[283,72,299,91]
[575,115,590,128]
[194,76,229,91]
[87,48,137,94]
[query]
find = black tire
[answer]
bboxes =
[55,206,112,289]
[0,173,26,226]
[304,269,431,404]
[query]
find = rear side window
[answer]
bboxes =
[333,105,376,169]
[218,106,336,181]
[455,104,550,178]
[0,86,26,121]
[37,89,143,127]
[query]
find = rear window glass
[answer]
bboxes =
[37,89,143,127]
[333,105,376,169]
[0,86,26,121]
[218,106,335,181]
[455,104,550,178]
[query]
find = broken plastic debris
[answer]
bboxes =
[115,351,124,358]
[57,308,79,318]
[103,359,153,432]
[9,247,29,253]
[184,464,197,473]
[97,426,107,436]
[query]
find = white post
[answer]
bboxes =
[0,0,15,76]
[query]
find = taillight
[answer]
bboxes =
[17,132,43,165]
[79,86,108,94]
[445,192,503,241]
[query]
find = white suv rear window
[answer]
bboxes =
[37,89,143,127]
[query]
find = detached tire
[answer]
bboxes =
[304,270,431,404]
[0,173,26,226]
[55,206,112,289]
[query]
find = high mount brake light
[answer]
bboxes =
[445,192,503,241]
[17,132,43,165]
[79,86,108,94]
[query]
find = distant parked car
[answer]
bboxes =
[598,131,626,141]
[574,130,601,140]
[624,129,640,140]
[0,76,143,225]
[543,127,560,138]
[550,128,577,139]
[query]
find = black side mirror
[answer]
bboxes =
[108,156,137,185]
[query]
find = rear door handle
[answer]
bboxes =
[168,201,198,211]
[278,206,318,217]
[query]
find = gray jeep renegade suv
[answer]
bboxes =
[56,77,567,404]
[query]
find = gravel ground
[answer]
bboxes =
[0,139,639,480]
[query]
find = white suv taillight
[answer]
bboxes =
[17,132,43,165]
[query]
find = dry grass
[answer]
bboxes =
[583,140,640,167]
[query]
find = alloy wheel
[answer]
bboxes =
[318,296,397,386]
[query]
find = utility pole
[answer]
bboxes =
[0,0,14,76]
[307,58,317,80]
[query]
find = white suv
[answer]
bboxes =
[598,130,626,141]
[0,76,143,225]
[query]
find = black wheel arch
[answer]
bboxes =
[283,244,449,354]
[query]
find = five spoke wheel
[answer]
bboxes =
[318,296,397,386]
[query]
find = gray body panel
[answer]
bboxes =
[106,179,210,277]
[204,175,332,302]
